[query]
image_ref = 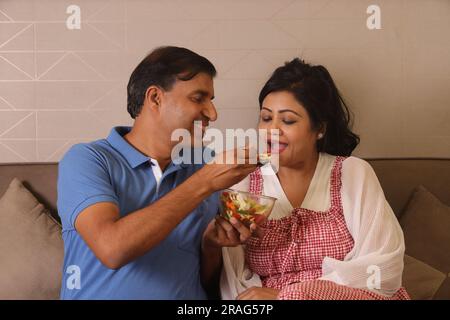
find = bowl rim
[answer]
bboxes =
[222,188,278,202]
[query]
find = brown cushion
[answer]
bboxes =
[0,178,63,299]
[403,255,446,300]
[400,185,450,274]
[433,275,450,300]
[0,164,59,221]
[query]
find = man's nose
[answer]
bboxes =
[203,101,218,122]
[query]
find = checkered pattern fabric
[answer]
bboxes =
[278,280,411,300]
[245,157,410,300]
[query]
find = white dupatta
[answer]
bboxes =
[220,153,405,299]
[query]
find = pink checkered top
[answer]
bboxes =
[246,156,353,289]
[244,156,410,300]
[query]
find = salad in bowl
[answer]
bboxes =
[219,189,277,227]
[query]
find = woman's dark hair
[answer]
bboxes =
[127,46,216,119]
[259,58,359,156]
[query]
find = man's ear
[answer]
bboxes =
[144,86,162,110]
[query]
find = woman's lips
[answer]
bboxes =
[268,141,288,154]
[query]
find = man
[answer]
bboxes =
[58,46,257,299]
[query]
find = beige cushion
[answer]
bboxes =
[0,178,63,299]
[403,255,446,300]
[400,185,450,274]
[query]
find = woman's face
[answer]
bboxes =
[258,91,321,168]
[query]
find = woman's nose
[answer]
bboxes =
[269,121,283,136]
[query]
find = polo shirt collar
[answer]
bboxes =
[107,126,151,169]
[106,126,189,170]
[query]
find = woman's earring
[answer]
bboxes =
[318,133,324,139]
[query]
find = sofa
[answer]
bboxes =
[0,158,449,300]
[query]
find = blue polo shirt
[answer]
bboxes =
[57,126,219,300]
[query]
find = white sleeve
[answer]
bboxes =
[220,245,262,300]
[219,174,262,299]
[229,175,250,192]
[319,157,405,296]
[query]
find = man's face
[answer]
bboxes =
[159,72,217,148]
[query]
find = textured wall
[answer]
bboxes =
[0,0,449,162]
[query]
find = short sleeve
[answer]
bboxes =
[57,144,119,230]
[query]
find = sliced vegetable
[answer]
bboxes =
[220,191,270,226]
[258,152,271,165]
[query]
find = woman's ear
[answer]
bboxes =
[144,86,161,110]
[318,122,327,139]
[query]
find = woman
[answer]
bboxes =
[220,58,409,300]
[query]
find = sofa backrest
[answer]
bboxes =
[369,158,450,218]
[0,159,449,221]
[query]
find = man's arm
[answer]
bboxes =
[75,150,257,270]
[201,238,222,299]
[200,216,256,298]
[75,171,212,269]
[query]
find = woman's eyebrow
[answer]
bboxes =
[279,109,302,117]
[261,107,272,112]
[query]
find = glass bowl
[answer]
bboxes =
[219,189,277,227]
